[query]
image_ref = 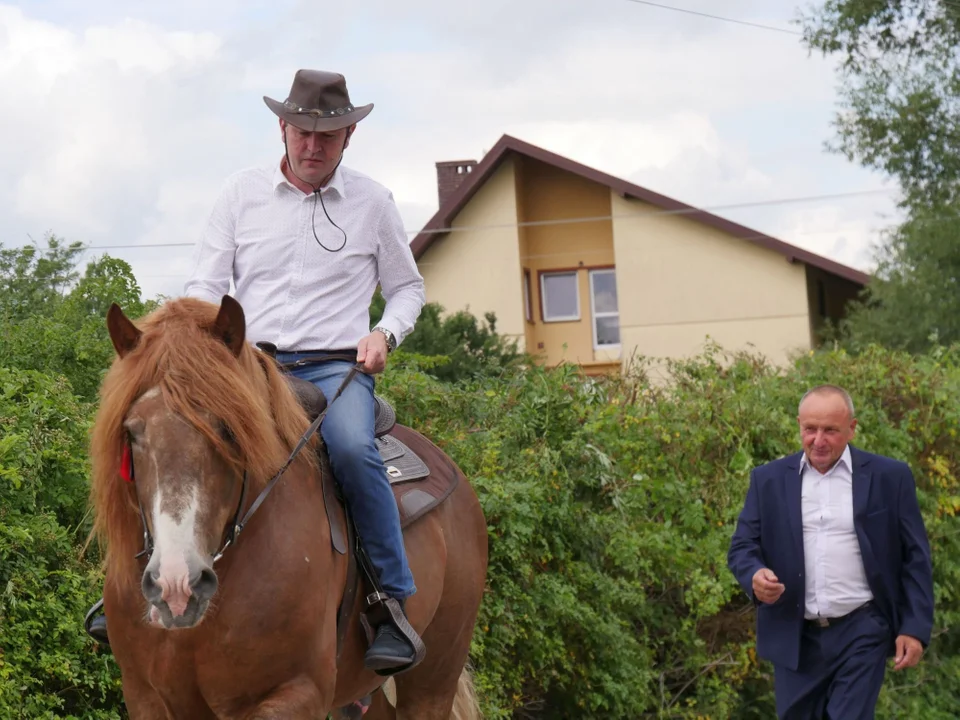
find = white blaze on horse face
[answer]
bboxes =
[140,386,162,401]
[149,485,202,618]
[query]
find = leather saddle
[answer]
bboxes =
[285,375,430,484]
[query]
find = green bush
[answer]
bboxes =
[378,344,960,719]
[0,367,123,719]
[369,288,526,382]
[1,241,957,718]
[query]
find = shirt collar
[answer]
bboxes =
[800,444,852,476]
[273,158,346,198]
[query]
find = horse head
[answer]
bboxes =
[92,295,315,631]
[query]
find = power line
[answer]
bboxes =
[135,221,886,279]
[620,0,802,36]
[618,311,809,332]
[70,187,896,252]
[416,188,896,236]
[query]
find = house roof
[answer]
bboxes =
[410,134,872,286]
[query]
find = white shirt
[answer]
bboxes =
[184,160,425,351]
[800,445,873,619]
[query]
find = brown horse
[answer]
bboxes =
[88,295,488,719]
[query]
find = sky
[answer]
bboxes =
[0,0,904,300]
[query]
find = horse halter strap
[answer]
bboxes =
[129,362,363,565]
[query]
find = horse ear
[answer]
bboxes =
[212,295,246,357]
[107,303,143,358]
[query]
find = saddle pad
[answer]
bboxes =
[386,425,460,530]
[376,434,429,483]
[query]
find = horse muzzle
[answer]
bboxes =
[141,564,218,629]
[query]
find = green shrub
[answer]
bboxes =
[2,281,958,717]
[0,367,123,719]
[379,344,960,718]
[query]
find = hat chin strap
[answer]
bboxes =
[283,133,349,253]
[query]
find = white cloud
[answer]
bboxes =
[0,0,900,300]
[0,6,229,239]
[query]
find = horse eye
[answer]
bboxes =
[123,419,144,444]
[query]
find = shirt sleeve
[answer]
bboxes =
[183,177,239,303]
[375,191,425,346]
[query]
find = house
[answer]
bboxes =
[410,135,869,376]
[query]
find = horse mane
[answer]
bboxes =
[89,297,318,590]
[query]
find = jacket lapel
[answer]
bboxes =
[785,452,804,559]
[851,445,872,524]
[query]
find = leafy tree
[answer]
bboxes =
[0,243,153,400]
[800,0,960,209]
[370,288,525,382]
[0,235,85,321]
[800,1,960,351]
[826,204,960,352]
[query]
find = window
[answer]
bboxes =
[590,269,620,347]
[523,269,533,322]
[540,271,580,322]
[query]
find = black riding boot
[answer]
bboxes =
[84,598,111,647]
[362,598,419,673]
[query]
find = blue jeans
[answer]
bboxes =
[279,353,416,599]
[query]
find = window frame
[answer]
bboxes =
[539,270,581,323]
[523,269,533,323]
[589,268,620,349]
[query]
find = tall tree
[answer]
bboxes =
[0,235,85,321]
[800,1,960,351]
[830,206,960,352]
[0,238,154,400]
[800,0,960,209]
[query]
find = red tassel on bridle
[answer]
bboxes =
[120,443,134,483]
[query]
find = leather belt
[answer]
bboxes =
[270,348,359,370]
[805,601,873,629]
[277,348,357,356]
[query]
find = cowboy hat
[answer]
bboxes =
[263,69,373,132]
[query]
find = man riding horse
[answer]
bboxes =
[87,69,426,674]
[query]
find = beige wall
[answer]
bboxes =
[611,193,813,369]
[517,158,616,369]
[418,158,832,374]
[417,158,526,348]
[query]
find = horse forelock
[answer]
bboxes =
[89,298,317,591]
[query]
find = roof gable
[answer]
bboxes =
[410,134,871,286]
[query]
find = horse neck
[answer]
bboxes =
[233,451,334,572]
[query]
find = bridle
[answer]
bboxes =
[127,362,362,565]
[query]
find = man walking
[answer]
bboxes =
[727,384,934,718]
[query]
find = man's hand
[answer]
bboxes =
[893,634,923,671]
[357,331,388,374]
[752,568,785,604]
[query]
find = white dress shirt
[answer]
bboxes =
[800,445,874,619]
[184,160,425,351]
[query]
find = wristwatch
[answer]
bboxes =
[372,326,397,352]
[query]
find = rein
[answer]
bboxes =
[130,360,363,565]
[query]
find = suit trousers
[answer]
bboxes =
[774,603,891,719]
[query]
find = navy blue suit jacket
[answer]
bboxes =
[727,445,934,671]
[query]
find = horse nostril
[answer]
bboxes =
[192,567,218,600]
[141,570,161,602]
